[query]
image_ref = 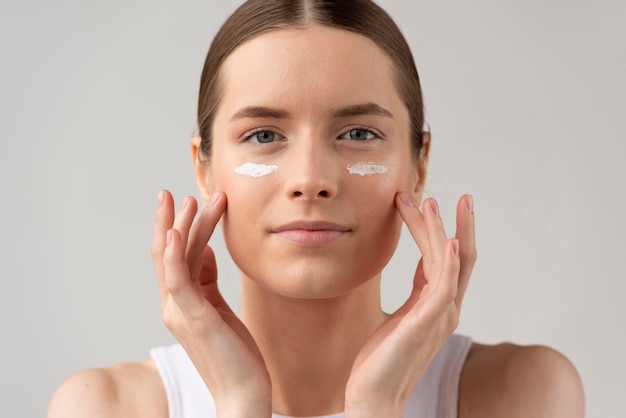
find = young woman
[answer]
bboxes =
[48,1,584,417]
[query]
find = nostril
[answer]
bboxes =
[291,190,330,198]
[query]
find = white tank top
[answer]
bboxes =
[151,334,472,418]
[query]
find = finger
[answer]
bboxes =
[171,196,199,257]
[394,259,426,316]
[454,194,476,308]
[163,228,209,322]
[395,192,432,268]
[187,192,227,280]
[436,238,461,304]
[420,197,449,284]
[151,190,175,304]
[197,246,231,311]
[416,237,461,330]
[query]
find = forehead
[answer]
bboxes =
[216,25,403,117]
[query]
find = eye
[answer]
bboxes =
[243,129,283,144]
[340,127,381,141]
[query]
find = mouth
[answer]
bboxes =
[271,221,351,246]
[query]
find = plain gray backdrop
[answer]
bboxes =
[1,0,624,416]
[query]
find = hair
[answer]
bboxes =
[197,0,426,159]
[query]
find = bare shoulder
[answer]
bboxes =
[47,359,167,418]
[458,342,584,418]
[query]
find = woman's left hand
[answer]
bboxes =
[344,193,476,417]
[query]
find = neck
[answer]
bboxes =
[241,275,386,417]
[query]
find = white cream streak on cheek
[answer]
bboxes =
[346,162,388,176]
[234,162,279,178]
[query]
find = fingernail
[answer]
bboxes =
[453,239,460,257]
[465,195,474,214]
[157,191,164,208]
[166,229,172,246]
[399,192,415,207]
[208,192,219,207]
[430,199,440,216]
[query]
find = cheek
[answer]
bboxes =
[346,167,404,232]
[345,161,406,198]
[345,178,403,283]
[216,168,278,238]
[347,162,408,231]
[212,156,277,195]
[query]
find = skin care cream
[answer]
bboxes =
[235,162,279,178]
[346,162,388,176]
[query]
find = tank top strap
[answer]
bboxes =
[404,334,473,418]
[151,344,216,418]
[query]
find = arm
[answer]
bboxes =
[47,362,168,418]
[459,343,585,418]
[47,368,124,418]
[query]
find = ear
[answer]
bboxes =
[410,131,431,201]
[190,134,213,204]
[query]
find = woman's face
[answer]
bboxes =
[196,26,424,299]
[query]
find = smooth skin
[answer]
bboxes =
[47,193,584,418]
[48,26,584,418]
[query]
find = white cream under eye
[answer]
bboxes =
[235,162,279,178]
[346,162,388,176]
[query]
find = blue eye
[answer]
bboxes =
[341,128,380,141]
[244,129,279,144]
[254,131,275,143]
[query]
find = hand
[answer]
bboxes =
[151,190,271,417]
[344,193,476,417]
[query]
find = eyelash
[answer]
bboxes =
[241,128,285,144]
[240,126,384,144]
[339,126,384,141]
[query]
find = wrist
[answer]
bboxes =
[216,399,272,418]
[214,389,272,418]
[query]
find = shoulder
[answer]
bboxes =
[458,342,584,418]
[47,359,167,418]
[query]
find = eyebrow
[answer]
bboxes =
[230,106,290,121]
[229,102,393,121]
[331,103,394,119]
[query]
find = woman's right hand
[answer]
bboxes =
[151,190,271,417]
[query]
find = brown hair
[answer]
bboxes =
[197,0,426,159]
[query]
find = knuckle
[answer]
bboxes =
[150,245,163,262]
[164,276,181,294]
[467,247,477,262]
[461,249,477,266]
[163,245,184,264]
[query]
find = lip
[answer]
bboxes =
[272,221,351,246]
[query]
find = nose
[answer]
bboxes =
[283,138,339,201]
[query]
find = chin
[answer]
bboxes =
[238,257,386,300]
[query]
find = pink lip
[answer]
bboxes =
[272,221,351,246]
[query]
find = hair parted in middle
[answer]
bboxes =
[197,0,426,160]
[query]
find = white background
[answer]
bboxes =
[1,1,624,416]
